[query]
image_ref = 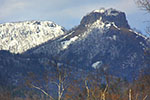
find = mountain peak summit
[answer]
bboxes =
[81,8,130,29]
[92,8,121,16]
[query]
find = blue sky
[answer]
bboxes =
[0,0,149,34]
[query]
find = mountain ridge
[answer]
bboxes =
[0,20,66,53]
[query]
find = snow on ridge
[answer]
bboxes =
[129,29,147,39]
[0,21,66,53]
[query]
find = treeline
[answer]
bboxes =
[0,60,150,100]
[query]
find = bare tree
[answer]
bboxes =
[26,59,71,100]
[136,0,150,35]
[51,61,69,100]
[137,0,150,12]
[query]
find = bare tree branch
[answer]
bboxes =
[129,89,132,100]
[136,0,150,36]
[85,80,90,100]
[31,84,55,100]
[137,0,150,12]
[143,95,148,100]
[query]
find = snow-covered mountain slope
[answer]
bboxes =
[0,21,66,53]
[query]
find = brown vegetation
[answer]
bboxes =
[0,67,150,100]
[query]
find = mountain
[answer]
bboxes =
[0,8,150,87]
[28,8,149,79]
[0,21,66,53]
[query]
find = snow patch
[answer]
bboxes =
[92,8,120,16]
[106,8,120,16]
[90,17,110,30]
[140,42,146,47]
[61,36,78,50]
[113,35,117,40]
[112,22,120,30]
[105,23,111,28]
[92,61,102,69]
[93,8,105,13]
